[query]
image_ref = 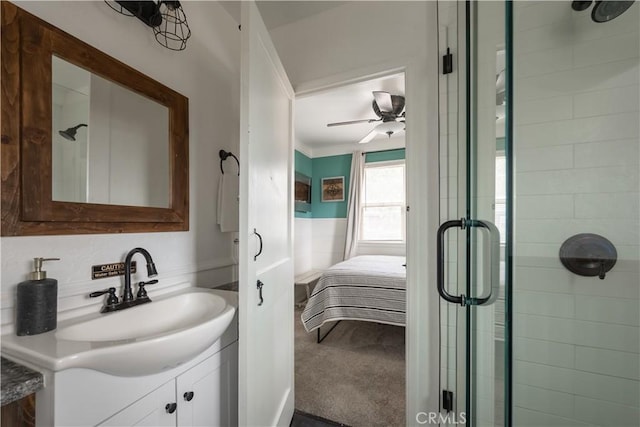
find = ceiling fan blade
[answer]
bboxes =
[373,91,393,113]
[357,128,379,144]
[327,118,379,127]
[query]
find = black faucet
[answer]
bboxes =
[123,247,158,303]
[90,248,158,313]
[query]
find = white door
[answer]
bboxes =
[238,2,295,426]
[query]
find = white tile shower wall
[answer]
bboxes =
[513,2,640,425]
[0,1,240,332]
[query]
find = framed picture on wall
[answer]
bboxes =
[321,176,345,202]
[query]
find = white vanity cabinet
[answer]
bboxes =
[99,342,238,427]
[176,341,238,427]
[99,380,176,427]
[31,311,239,427]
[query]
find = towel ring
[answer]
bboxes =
[219,150,240,175]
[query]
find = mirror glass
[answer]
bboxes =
[52,56,170,208]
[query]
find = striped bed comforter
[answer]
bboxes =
[300,255,407,333]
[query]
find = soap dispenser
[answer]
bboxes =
[16,257,60,336]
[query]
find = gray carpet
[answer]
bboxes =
[294,307,406,427]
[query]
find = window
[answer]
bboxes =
[360,160,406,241]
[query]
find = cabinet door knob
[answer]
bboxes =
[165,402,177,414]
[183,391,195,402]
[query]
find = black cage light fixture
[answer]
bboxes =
[105,1,191,51]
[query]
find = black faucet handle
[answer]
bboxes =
[136,280,158,299]
[89,287,119,306]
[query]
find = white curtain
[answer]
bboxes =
[344,151,364,259]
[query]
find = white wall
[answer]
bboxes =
[311,219,347,271]
[513,2,640,426]
[293,218,346,274]
[1,1,241,332]
[298,136,406,159]
[269,1,428,89]
[293,218,313,276]
[293,217,312,302]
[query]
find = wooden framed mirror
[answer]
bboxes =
[1,2,189,236]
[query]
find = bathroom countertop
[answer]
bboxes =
[1,357,44,406]
[210,281,238,292]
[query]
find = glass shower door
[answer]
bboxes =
[437,1,511,425]
[465,1,510,425]
[440,1,640,426]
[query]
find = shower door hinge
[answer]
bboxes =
[443,48,453,75]
[442,389,454,412]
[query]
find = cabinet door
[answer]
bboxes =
[98,380,176,427]
[177,343,238,427]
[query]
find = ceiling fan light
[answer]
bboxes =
[376,121,404,135]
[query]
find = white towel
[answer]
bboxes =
[217,172,239,232]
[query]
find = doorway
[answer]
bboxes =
[293,72,408,426]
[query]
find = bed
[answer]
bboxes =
[300,255,406,338]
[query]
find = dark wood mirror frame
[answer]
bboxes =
[1,2,189,236]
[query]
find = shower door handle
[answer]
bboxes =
[437,219,467,305]
[467,219,500,306]
[437,218,500,306]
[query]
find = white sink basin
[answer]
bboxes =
[1,288,236,377]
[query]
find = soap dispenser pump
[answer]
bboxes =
[16,257,60,336]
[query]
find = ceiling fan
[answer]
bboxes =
[327,91,406,144]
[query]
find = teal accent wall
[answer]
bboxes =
[294,150,313,218]
[312,154,352,218]
[293,148,406,219]
[365,148,405,163]
[295,150,313,176]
